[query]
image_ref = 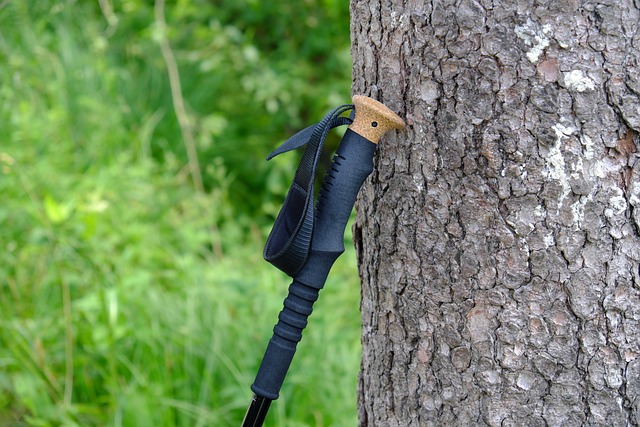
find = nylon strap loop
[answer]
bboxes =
[264,104,354,276]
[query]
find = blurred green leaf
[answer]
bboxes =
[43,195,72,225]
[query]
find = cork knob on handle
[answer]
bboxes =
[349,95,405,144]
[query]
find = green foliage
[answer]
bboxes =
[0,0,358,425]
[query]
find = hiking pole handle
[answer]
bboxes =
[242,96,403,427]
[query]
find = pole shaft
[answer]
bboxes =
[241,395,271,427]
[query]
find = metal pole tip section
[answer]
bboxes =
[241,394,272,427]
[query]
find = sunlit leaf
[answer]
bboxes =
[43,194,72,225]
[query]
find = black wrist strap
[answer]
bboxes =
[263,104,354,277]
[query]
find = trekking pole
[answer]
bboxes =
[242,95,404,427]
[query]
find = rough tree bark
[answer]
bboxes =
[351,0,640,425]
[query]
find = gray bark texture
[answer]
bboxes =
[351,0,640,426]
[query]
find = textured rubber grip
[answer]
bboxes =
[251,129,376,400]
[251,279,319,400]
[314,129,376,251]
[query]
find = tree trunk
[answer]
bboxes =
[351,0,640,425]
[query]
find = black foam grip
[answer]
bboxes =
[251,129,376,400]
[251,279,319,400]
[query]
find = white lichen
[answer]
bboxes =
[564,70,596,92]
[570,158,584,178]
[571,194,592,229]
[580,134,595,159]
[546,124,574,203]
[547,145,570,200]
[594,156,619,179]
[515,18,550,63]
[553,123,577,137]
[543,232,555,248]
[630,180,640,207]
[608,189,628,216]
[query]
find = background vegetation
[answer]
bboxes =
[0,1,360,425]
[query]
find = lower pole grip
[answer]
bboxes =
[251,280,320,400]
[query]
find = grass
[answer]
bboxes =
[0,1,360,425]
[0,169,362,426]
